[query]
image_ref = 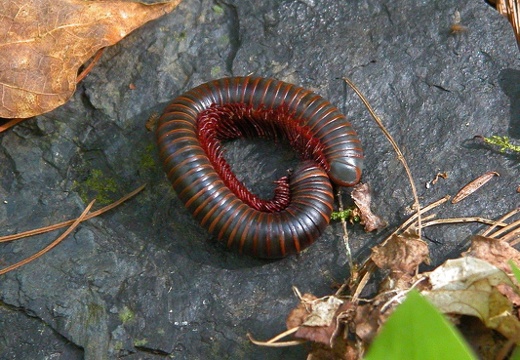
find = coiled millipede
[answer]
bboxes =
[156,77,363,258]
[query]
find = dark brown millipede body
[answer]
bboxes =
[156,77,363,258]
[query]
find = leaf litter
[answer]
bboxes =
[249,79,520,360]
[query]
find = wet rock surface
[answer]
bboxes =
[0,0,518,359]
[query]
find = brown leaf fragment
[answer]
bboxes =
[351,183,387,232]
[451,171,500,204]
[303,303,358,359]
[294,297,344,346]
[425,171,448,189]
[0,0,182,118]
[371,233,430,275]
[464,235,520,277]
[290,296,351,348]
[497,283,520,306]
[354,303,384,344]
[302,296,344,327]
[286,293,318,330]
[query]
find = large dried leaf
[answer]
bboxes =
[464,235,520,277]
[0,0,181,118]
[422,257,520,344]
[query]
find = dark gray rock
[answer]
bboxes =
[0,0,518,359]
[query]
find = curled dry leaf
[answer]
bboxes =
[451,171,499,204]
[422,257,520,344]
[292,296,344,346]
[0,0,182,118]
[463,235,520,278]
[286,293,318,330]
[354,303,385,344]
[425,171,448,189]
[351,183,387,232]
[371,232,430,275]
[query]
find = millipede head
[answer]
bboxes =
[329,158,364,187]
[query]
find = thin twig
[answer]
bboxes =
[0,200,95,275]
[343,77,422,238]
[0,184,146,243]
[76,48,105,83]
[500,229,520,244]
[422,217,508,228]
[351,267,372,302]
[247,328,303,347]
[489,218,520,239]
[0,118,26,133]
[336,189,354,272]
[384,196,450,244]
[481,208,520,237]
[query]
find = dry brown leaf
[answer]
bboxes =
[463,235,520,276]
[423,257,520,344]
[351,183,387,232]
[286,293,318,330]
[354,303,382,344]
[293,296,345,346]
[0,0,181,118]
[371,233,430,275]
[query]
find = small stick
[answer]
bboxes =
[247,328,303,347]
[385,196,450,243]
[422,217,508,228]
[76,48,105,83]
[0,184,146,243]
[481,208,520,237]
[343,77,422,237]
[0,118,25,133]
[336,189,354,273]
[500,229,520,244]
[488,218,520,239]
[0,200,95,275]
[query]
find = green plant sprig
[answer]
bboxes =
[482,135,520,153]
[331,208,360,223]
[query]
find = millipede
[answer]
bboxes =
[156,76,364,258]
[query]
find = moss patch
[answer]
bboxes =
[118,306,135,324]
[134,338,148,347]
[74,169,118,205]
[139,143,157,171]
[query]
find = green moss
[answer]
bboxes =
[140,143,157,171]
[87,302,105,325]
[134,338,148,347]
[113,341,124,351]
[217,35,229,46]
[118,306,135,324]
[212,4,224,15]
[211,66,222,78]
[74,169,118,205]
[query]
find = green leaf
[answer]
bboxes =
[511,345,520,360]
[364,290,476,360]
[509,260,520,284]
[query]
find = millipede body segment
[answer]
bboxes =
[156,77,363,258]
